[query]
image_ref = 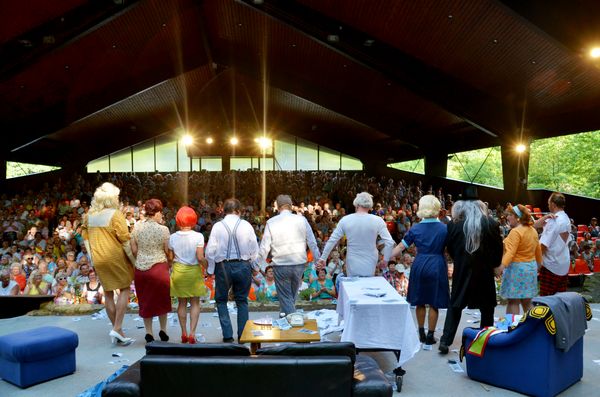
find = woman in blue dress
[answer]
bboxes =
[391,195,449,345]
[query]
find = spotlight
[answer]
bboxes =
[206,137,213,144]
[257,137,272,149]
[182,135,193,146]
[591,47,600,59]
[515,144,527,153]
[230,137,239,145]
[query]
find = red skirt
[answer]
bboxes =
[135,262,171,318]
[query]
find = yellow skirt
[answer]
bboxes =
[170,262,207,298]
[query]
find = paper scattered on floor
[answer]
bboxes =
[448,361,464,372]
[72,317,81,322]
[593,359,600,366]
[91,309,108,320]
[306,309,343,336]
[194,334,206,343]
[108,358,130,365]
[422,344,432,351]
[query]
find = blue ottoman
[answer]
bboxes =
[0,326,79,388]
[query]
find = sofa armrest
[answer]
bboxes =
[463,317,541,348]
[353,355,393,397]
[102,361,141,397]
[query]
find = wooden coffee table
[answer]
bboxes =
[240,319,320,354]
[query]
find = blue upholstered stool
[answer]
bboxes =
[0,326,79,388]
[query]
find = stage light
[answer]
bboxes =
[515,144,527,153]
[230,137,239,145]
[256,137,272,149]
[590,47,600,58]
[182,135,193,146]
[206,137,213,144]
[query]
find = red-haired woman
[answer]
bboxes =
[499,204,542,315]
[168,206,207,344]
[130,198,172,343]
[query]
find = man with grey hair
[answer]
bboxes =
[258,194,320,315]
[318,192,394,276]
[0,269,19,296]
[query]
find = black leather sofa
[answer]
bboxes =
[102,341,392,397]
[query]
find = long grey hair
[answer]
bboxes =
[452,200,488,254]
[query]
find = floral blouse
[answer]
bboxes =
[132,220,169,271]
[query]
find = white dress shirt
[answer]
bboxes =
[258,210,320,266]
[205,214,259,274]
[320,213,394,277]
[540,210,571,276]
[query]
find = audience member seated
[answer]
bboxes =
[383,262,409,297]
[38,261,55,285]
[0,269,19,296]
[23,270,50,295]
[589,217,599,237]
[53,272,74,304]
[326,250,344,284]
[10,263,26,292]
[258,265,278,302]
[581,244,594,272]
[81,269,104,304]
[309,268,336,300]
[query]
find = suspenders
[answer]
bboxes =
[221,217,242,261]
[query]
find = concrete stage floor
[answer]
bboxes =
[1,304,599,396]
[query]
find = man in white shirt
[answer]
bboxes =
[258,195,320,315]
[318,192,394,277]
[535,192,571,296]
[205,198,259,343]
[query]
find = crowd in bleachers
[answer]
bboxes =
[0,171,598,304]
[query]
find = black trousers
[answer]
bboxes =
[440,305,494,347]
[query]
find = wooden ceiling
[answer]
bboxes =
[2,0,600,167]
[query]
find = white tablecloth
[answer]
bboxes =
[336,276,420,366]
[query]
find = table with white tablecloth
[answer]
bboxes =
[336,276,421,366]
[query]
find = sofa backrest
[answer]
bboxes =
[145,341,250,356]
[140,355,353,397]
[255,341,356,364]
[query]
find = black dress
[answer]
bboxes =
[440,217,503,346]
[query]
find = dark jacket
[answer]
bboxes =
[446,218,503,309]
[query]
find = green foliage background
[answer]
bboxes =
[387,130,599,199]
[528,131,600,199]
[447,146,503,188]
[7,162,60,179]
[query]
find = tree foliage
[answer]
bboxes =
[388,159,424,174]
[6,162,60,179]
[387,130,598,199]
[447,146,503,188]
[529,130,600,199]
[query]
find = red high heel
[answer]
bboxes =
[188,335,196,344]
[181,333,188,343]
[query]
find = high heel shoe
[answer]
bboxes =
[109,330,133,346]
[181,333,188,344]
[159,330,169,342]
[145,334,155,344]
[188,335,196,345]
